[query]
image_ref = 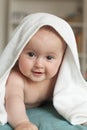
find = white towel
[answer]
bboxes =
[0,12,87,125]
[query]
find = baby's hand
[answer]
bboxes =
[82,122,87,125]
[15,122,38,130]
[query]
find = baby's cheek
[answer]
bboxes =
[47,67,58,78]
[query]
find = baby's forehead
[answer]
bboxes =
[39,26,66,43]
[24,25,66,50]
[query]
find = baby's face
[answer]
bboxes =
[18,27,66,82]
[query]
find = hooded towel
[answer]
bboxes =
[0,12,87,125]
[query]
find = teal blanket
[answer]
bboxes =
[0,102,87,130]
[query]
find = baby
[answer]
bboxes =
[5,26,66,130]
[0,12,86,130]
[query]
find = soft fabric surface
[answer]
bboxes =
[0,12,87,125]
[0,102,87,130]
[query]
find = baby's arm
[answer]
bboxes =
[5,70,38,130]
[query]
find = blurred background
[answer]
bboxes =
[0,0,87,79]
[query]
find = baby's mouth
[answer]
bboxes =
[32,71,44,76]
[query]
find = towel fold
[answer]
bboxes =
[0,12,87,125]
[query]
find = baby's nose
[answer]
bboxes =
[34,58,44,68]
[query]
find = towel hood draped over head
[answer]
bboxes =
[0,12,87,125]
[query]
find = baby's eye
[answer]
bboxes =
[46,56,54,60]
[28,52,35,57]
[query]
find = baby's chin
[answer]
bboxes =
[28,76,46,82]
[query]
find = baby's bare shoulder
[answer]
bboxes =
[6,66,24,89]
[6,67,25,99]
[8,68,23,82]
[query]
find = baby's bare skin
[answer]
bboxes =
[6,67,55,130]
[5,26,66,130]
[15,121,38,130]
